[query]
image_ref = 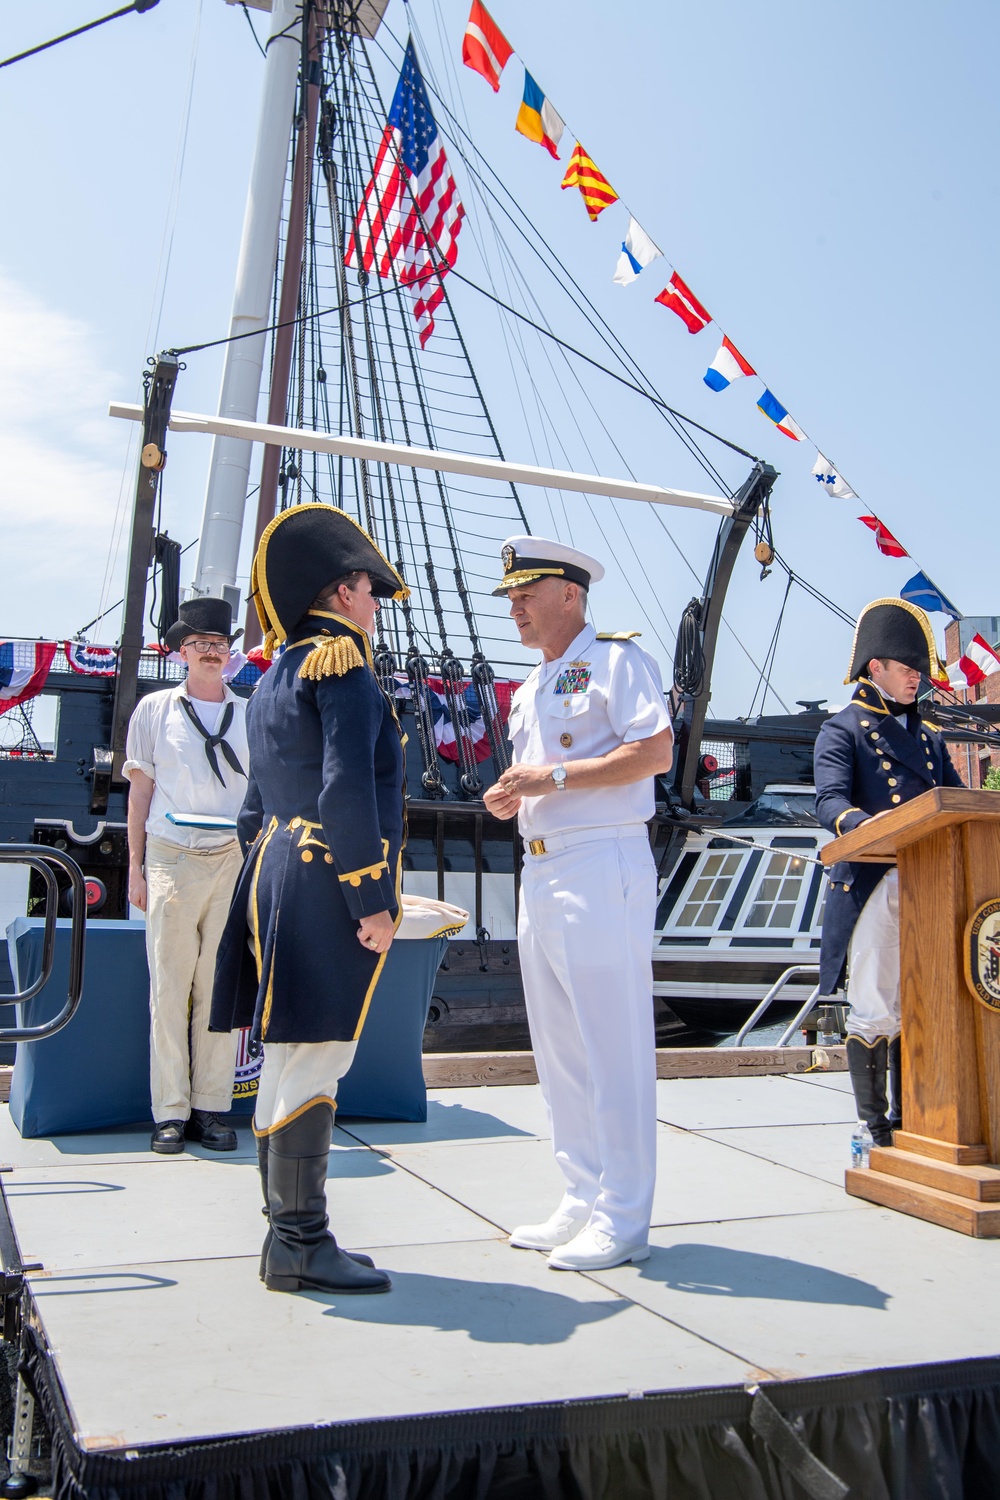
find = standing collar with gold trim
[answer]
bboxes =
[852,678,892,715]
[285,610,374,669]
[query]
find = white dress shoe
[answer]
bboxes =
[547,1226,650,1271]
[509,1211,589,1251]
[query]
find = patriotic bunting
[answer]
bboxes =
[0,642,58,715]
[613,217,662,285]
[704,336,755,391]
[900,571,961,620]
[346,40,464,349]
[63,641,117,675]
[515,72,565,159]
[812,453,857,500]
[655,272,711,334]
[858,515,908,558]
[560,143,618,221]
[952,634,1000,689]
[462,1,513,91]
[395,676,518,764]
[756,389,806,441]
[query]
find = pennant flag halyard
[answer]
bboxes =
[858,515,908,558]
[953,633,1000,688]
[654,272,711,334]
[900,571,961,620]
[756,388,806,441]
[515,72,565,159]
[0,641,58,715]
[560,143,618,221]
[462,1,513,91]
[613,216,663,286]
[346,40,464,348]
[704,336,755,391]
[812,452,857,500]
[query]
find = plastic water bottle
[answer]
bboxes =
[851,1122,873,1169]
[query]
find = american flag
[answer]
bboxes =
[346,39,464,348]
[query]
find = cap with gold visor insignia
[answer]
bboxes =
[492,534,606,596]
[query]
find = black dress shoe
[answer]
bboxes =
[185,1109,238,1152]
[151,1120,186,1154]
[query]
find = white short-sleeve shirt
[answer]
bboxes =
[507,623,672,839]
[123,682,249,849]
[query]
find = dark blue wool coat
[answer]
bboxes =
[814,678,962,994]
[210,612,405,1044]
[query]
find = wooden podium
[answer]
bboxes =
[822,787,1000,1236]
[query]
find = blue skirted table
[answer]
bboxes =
[5,917,449,1136]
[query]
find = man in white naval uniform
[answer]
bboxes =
[484,537,673,1271]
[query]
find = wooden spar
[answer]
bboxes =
[107,404,738,518]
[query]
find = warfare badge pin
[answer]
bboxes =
[963,899,1000,1014]
[501,544,515,573]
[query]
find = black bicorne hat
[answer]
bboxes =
[845,597,941,683]
[251,504,409,657]
[164,597,241,653]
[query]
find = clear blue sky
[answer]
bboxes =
[1,0,996,715]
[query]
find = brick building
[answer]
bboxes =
[942,616,1000,788]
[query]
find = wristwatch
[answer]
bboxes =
[551,764,568,791]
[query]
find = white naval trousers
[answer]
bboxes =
[846,868,901,1042]
[253,1040,359,1135]
[144,836,242,1122]
[518,827,658,1244]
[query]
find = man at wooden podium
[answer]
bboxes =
[814,598,963,1144]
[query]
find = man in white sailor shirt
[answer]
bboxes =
[124,599,248,1155]
[484,536,673,1271]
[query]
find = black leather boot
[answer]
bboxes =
[264,1101,390,1294]
[846,1035,892,1147]
[887,1034,902,1135]
[257,1129,374,1282]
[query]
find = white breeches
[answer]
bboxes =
[518,830,658,1244]
[252,1040,358,1135]
[846,868,900,1042]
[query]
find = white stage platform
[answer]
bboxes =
[3,1073,999,1497]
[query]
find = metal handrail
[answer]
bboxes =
[733,964,821,1047]
[0,845,86,1041]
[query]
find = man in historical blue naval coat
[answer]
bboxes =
[211,504,408,1295]
[814,597,963,1145]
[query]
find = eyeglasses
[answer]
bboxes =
[182,638,230,655]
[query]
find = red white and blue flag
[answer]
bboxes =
[63,641,117,675]
[346,38,464,348]
[704,336,755,392]
[756,389,807,441]
[0,642,58,715]
[396,676,518,763]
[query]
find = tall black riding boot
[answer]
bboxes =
[256,1127,373,1282]
[887,1034,902,1135]
[846,1035,892,1148]
[264,1101,390,1294]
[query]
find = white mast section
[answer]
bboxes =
[190,0,302,604]
[109,405,737,517]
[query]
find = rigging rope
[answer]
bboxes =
[0,1,159,71]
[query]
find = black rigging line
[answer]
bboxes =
[0,0,159,70]
[239,2,267,58]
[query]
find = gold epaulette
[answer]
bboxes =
[297,634,366,681]
[596,631,641,640]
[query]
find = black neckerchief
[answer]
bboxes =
[179,695,246,786]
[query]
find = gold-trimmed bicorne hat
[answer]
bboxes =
[491,534,606,596]
[844,597,942,684]
[251,504,409,659]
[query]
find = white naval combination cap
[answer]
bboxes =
[491,535,606,596]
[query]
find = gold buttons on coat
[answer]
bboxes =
[888,778,897,786]
[290,817,302,829]
[860,720,870,727]
[870,732,879,741]
[560,732,573,748]
[891,794,901,804]
[927,761,933,770]
[324,853,333,864]
[882,761,891,770]
[301,849,313,863]
[921,733,928,743]
[843,883,850,891]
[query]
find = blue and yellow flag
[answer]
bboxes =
[515,72,565,161]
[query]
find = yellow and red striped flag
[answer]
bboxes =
[560,142,618,222]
